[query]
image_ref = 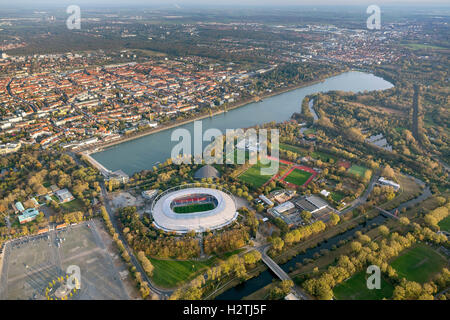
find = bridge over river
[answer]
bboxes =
[258,246,309,300]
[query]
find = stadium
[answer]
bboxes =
[150,184,238,233]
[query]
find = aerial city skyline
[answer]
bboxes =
[0,0,448,312]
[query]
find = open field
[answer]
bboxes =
[333,271,394,300]
[173,203,215,214]
[330,191,346,202]
[60,199,85,213]
[348,165,369,178]
[279,143,337,162]
[390,244,447,284]
[283,168,313,186]
[279,142,307,155]
[0,221,129,300]
[149,257,216,288]
[238,161,286,188]
[438,216,450,232]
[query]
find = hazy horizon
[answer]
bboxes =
[1,0,449,9]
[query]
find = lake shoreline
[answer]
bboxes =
[80,69,347,155]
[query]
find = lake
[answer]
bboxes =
[92,71,393,175]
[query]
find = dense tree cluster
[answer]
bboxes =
[120,206,201,259]
[170,250,262,300]
[268,280,294,300]
[204,227,250,256]
[423,203,449,230]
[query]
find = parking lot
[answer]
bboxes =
[0,221,130,300]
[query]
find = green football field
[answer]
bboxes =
[149,258,216,288]
[238,161,284,188]
[173,203,215,214]
[390,244,447,283]
[283,168,312,186]
[347,165,369,177]
[333,271,394,300]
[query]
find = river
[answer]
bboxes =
[215,214,388,300]
[91,71,393,175]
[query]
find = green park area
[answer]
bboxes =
[173,203,215,214]
[60,198,84,213]
[438,216,450,232]
[283,168,312,186]
[333,271,394,300]
[149,258,216,288]
[330,191,346,202]
[390,244,447,283]
[348,165,370,178]
[279,143,336,162]
[238,161,285,188]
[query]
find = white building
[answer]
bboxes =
[259,195,274,206]
[273,201,295,215]
[378,177,400,191]
[320,189,330,197]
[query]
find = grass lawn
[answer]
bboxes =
[60,199,84,213]
[311,151,337,162]
[173,203,215,214]
[348,165,369,178]
[438,216,450,232]
[279,142,307,155]
[390,244,447,283]
[333,271,394,300]
[303,128,316,135]
[149,258,216,288]
[279,143,336,162]
[283,168,312,186]
[330,191,346,202]
[238,161,284,188]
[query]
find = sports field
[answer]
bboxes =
[149,257,216,288]
[438,215,450,232]
[390,244,447,283]
[238,161,284,188]
[348,165,369,178]
[173,203,215,214]
[333,271,394,300]
[283,168,313,186]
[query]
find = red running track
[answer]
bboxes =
[265,156,318,187]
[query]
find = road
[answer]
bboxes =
[100,183,173,299]
[340,170,380,215]
[66,150,172,298]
